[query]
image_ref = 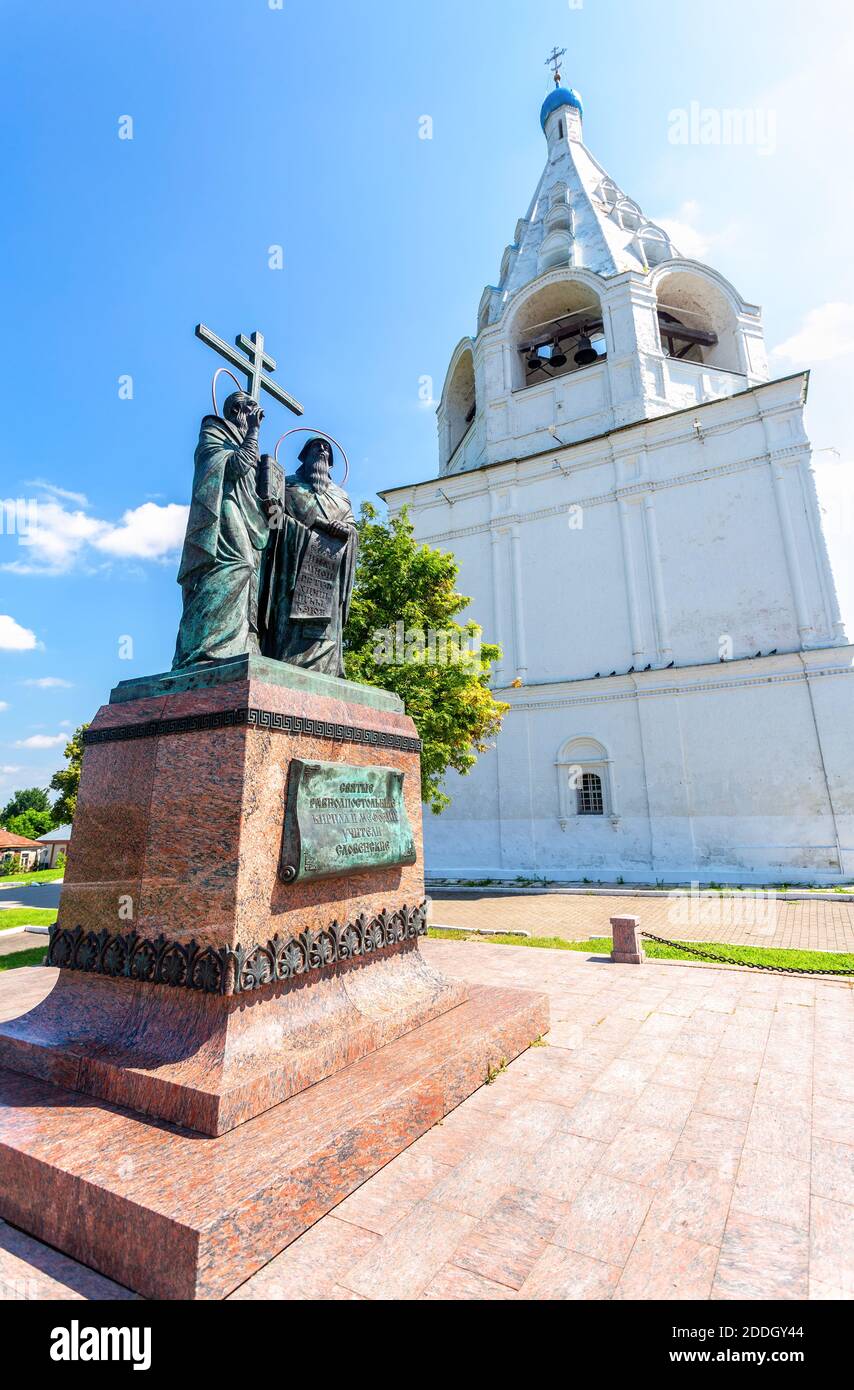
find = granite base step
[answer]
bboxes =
[0,972,548,1300]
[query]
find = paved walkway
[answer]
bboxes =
[430,891,854,954]
[0,929,47,960]
[0,939,851,1300]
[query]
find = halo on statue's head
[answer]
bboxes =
[211,367,245,419]
[273,428,350,487]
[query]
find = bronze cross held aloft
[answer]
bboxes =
[545,45,566,84]
[195,323,304,417]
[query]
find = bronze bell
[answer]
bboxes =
[550,338,568,368]
[574,331,598,367]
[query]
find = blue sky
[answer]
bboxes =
[2,0,853,801]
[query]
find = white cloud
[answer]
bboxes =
[93,502,189,560]
[0,615,38,650]
[3,495,189,576]
[655,200,737,262]
[0,765,22,775]
[0,702,8,713]
[4,499,104,575]
[22,677,72,688]
[771,302,854,365]
[25,479,90,508]
[14,733,67,749]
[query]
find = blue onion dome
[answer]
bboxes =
[540,85,584,130]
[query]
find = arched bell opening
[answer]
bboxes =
[513,280,607,389]
[444,347,477,465]
[654,269,742,373]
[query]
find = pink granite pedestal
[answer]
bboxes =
[0,660,466,1133]
[0,659,549,1297]
[0,941,468,1135]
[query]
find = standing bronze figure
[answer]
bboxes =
[173,327,357,677]
[172,392,270,669]
[261,437,357,677]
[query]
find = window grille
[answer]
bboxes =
[577,771,604,815]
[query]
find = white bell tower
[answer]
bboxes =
[382,58,854,886]
[438,52,770,478]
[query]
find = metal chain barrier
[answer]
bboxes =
[640,931,854,978]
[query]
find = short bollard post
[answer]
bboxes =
[610,915,645,964]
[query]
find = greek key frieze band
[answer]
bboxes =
[45,902,429,996]
[83,706,422,754]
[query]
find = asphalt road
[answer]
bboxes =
[0,881,62,911]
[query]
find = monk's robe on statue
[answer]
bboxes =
[261,469,357,677]
[172,415,269,668]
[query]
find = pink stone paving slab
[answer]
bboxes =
[713,1211,810,1300]
[423,1263,515,1299]
[808,1196,854,1300]
[1,941,850,1301]
[448,1187,568,1290]
[614,1225,719,1300]
[645,1159,734,1247]
[672,1111,748,1181]
[332,1146,454,1235]
[524,1129,606,1204]
[731,1148,811,1231]
[551,1171,655,1265]
[428,1142,531,1219]
[812,1093,854,1146]
[600,1122,681,1188]
[810,1137,854,1205]
[744,1101,811,1164]
[340,1200,477,1299]
[517,1244,622,1300]
[561,1088,633,1142]
[628,1082,697,1133]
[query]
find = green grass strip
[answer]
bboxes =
[0,946,48,971]
[427,927,854,974]
[0,909,58,931]
[0,868,64,885]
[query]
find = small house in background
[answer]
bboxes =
[0,829,47,871]
[36,825,72,869]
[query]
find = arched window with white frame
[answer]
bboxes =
[555,737,617,829]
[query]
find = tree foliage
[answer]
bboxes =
[49,724,88,825]
[1,787,51,824]
[4,808,54,841]
[344,504,508,814]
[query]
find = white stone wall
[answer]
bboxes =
[385,374,853,884]
[423,649,854,885]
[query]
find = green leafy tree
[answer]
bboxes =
[0,854,22,878]
[1,787,51,825]
[49,724,88,826]
[4,808,54,841]
[344,504,508,814]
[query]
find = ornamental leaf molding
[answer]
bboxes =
[46,902,428,996]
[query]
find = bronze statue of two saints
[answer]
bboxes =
[172,390,357,678]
